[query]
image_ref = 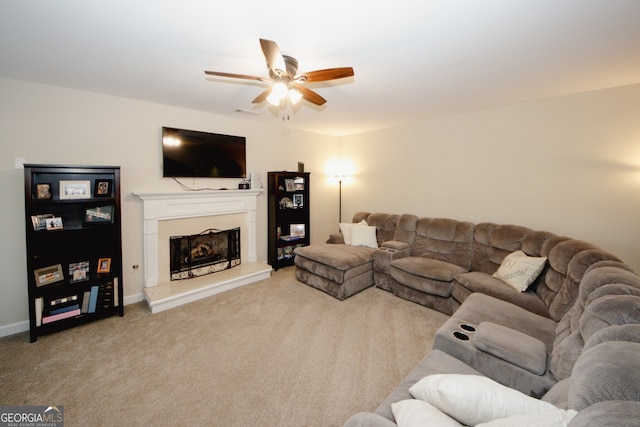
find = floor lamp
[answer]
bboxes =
[335,175,346,223]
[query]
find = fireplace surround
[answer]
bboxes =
[134,190,271,313]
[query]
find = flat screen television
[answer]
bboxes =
[162,127,246,178]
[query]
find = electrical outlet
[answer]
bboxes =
[15,157,26,169]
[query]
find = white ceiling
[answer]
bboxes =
[2,0,640,136]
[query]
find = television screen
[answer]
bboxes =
[162,127,246,178]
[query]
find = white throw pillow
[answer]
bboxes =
[476,409,578,427]
[339,219,367,245]
[408,374,557,426]
[492,250,548,292]
[350,225,378,248]
[391,399,463,427]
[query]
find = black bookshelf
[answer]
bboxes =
[267,172,310,270]
[23,164,124,342]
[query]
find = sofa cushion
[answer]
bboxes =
[579,295,640,341]
[492,250,547,292]
[472,322,548,375]
[408,374,557,426]
[391,257,467,297]
[567,401,640,427]
[568,341,640,411]
[411,217,475,270]
[453,272,549,318]
[538,239,621,322]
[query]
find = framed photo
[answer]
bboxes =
[94,179,112,197]
[290,223,305,238]
[69,261,90,283]
[284,179,295,192]
[97,258,111,274]
[293,193,303,208]
[59,180,91,200]
[84,205,114,223]
[35,183,52,200]
[45,217,63,230]
[31,214,54,231]
[34,264,64,287]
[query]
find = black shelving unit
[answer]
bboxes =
[268,172,310,270]
[23,164,124,342]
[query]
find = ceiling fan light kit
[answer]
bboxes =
[205,38,354,111]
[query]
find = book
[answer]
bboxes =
[42,308,81,324]
[49,304,80,316]
[81,291,91,313]
[114,277,119,307]
[88,285,99,313]
[35,297,43,327]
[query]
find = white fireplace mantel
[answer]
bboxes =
[133,189,271,313]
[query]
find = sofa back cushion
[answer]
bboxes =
[549,265,640,381]
[393,214,419,246]
[538,239,621,321]
[411,218,475,270]
[358,212,399,247]
[470,223,554,276]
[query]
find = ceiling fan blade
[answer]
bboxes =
[259,38,286,77]
[204,70,270,82]
[252,87,272,104]
[290,83,327,106]
[298,67,354,83]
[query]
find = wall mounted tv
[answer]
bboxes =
[162,127,246,178]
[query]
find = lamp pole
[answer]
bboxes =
[338,178,343,223]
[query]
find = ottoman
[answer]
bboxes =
[294,243,377,300]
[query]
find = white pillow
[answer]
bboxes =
[408,374,557,426]
[476,409,577,427]
[339,219,367,245]
[492,250,548,292]
[350,225,378,248]
[391,399,463,427]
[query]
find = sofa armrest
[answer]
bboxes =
[472,322,548,375]
[327,232,345,244]
[374,241,412,274]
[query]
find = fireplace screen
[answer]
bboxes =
[170,227,240,280]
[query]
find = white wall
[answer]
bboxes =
[340,83,640,273]
[0,78,339,333]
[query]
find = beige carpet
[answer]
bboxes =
[0,267,449,427]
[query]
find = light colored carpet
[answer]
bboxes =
[0,267,449,426]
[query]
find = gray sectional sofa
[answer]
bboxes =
[293,212,640,425]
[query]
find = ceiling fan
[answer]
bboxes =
[204,39,354,107]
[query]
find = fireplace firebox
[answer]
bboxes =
[170,227,240,280]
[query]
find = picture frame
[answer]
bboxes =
[35,183,52,200]
[45,217,63,230]
[59,180,91,200]
[69,261,90,283]
[84,205,114,224]
[290,223,305,238]
[31,214,54,231]
[293,193,303,208]
[34,264,64,287]
[284,179,295,192]
[97,258,111,274]
[94,179,112,197]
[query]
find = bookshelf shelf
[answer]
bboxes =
[24,164,124,342]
